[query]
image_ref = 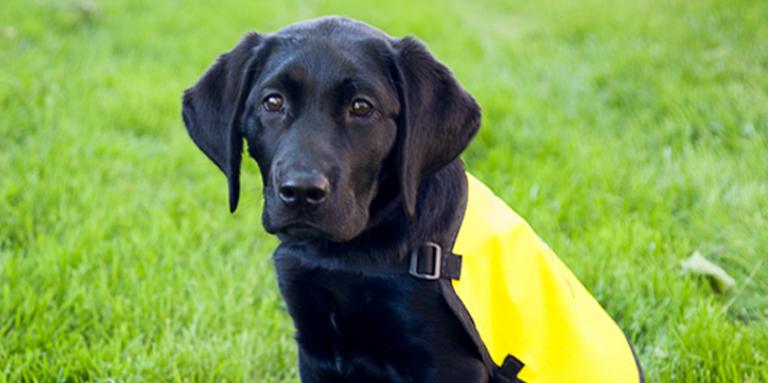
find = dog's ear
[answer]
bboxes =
[182,32,265,213]
[392,37,481,218]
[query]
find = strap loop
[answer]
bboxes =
[409,242,462,280]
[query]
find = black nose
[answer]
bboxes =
[278,173,330,207]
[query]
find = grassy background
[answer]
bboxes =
[1,0,767,381]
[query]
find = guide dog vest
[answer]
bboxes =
[426,173,644,382]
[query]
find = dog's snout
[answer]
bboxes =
[278,173,330,207]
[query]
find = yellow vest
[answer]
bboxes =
[451,173,642,382]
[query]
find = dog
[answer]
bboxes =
[182,17,643,383]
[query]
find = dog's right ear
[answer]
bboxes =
[182,32,266,213]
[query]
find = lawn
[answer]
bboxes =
[1,0,767,381]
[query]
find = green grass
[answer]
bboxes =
[1,0,767,381]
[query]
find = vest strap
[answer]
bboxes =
[438,279,498,380]
[281,241,462,280]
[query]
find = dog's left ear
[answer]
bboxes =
[392,37,481,218]
[182,32,266,213]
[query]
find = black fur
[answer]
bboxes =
[182,17,485,382]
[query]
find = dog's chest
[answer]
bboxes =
[275,259,444,380]
[284,268,432,351]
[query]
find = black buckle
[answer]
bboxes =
[409,241,442,280]
[494,355,526,383]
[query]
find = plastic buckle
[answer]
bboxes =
[409,241,442,280]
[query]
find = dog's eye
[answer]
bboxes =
[350,99,373,117]
[263,94,284,112]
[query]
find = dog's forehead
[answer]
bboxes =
[257,18,396,93]
[276,16,393,43]
[267,16,394,71]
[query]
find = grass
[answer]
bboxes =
[1,0,767,381]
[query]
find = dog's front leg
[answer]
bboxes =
[297,348,341,383]
[297,346,419,383]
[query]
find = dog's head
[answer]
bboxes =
[182,17,480,242]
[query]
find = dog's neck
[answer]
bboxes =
[275,160,468,270]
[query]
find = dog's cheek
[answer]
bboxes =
[261,191,285,234]
[347,186,377,238]
[334,204,370,241]
[261,195,276,233]
[323,189,368,241]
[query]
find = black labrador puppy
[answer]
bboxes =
[183,17,488,382]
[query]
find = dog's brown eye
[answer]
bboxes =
[351,99,373,117]
[263,94,284,112]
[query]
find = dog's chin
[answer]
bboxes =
[264,217,363,243]
[278,223,332,241]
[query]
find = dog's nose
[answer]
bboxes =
[278,173,330,207]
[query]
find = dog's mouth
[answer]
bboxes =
[262,195,369,243]
[271,220,333,240]
[269,217,364,243]
[283,222,322,236]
